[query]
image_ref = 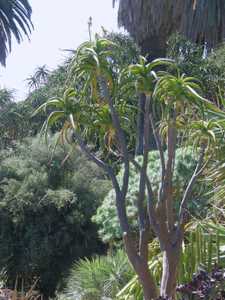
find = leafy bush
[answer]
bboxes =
[0,136,110,297]
[65,249,134,300]
[93,148,209,244]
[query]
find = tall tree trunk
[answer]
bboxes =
[124,234,158,300]
[132,257,158,300]
[160,241,181,299]
[137,259,158,300]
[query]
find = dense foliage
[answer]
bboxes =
[0,136,109,296]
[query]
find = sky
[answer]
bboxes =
[0,0,120,101]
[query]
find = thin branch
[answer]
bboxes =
[178,144,206,226]
[164,116,177,192]
[99,76,130,200]
[72,130,130,232]
[150,113,165,203]
[150,113,165,179]
[131,158,159,236]
[137,94,151,230]
[162,114,177,232]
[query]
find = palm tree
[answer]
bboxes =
[34,65,50,84]
[26,75,39,91]
[113,0,225,57]
[26,65,50,91]
[0,0,33,66]
[0,88,14,107]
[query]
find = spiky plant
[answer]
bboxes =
[66,250,133,300]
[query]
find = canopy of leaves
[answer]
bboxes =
[0,136,110,297]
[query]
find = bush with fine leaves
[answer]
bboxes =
[65,249,134,300]
[93,148,210,244]
[0,136,110,297]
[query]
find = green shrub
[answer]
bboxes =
[0,136,110,297]
[65,249,134,300]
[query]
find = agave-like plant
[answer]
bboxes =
[33,88,89,142]
[188,120,224,150]
[154,72,220,117]
[68,37,118,101]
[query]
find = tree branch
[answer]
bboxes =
[99,76,130,200]
[131,158,159,237]
[72,129,130,232]
[137,94,151,231]
[150,113,165,203]
[178,144,207,226]
[162,115,177,232]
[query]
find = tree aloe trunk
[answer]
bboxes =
[133,257,158,300]
[123,229,158,300]
[160,243,181,299]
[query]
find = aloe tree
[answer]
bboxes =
[0,0,33,66]
[34,38,224,299]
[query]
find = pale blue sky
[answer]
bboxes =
[0,0,120,100]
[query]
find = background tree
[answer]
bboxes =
[26,75,39,91]
[34,65,50,85]
[26,66,50,91]
[0,136,110,297]
[0,0,33,66]
[0,88,14,107]
[113,0,225,58]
